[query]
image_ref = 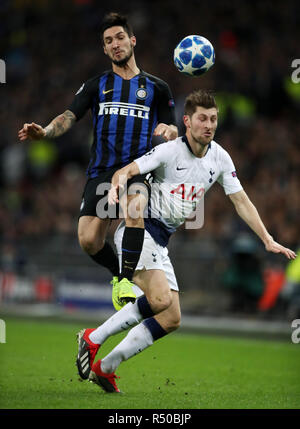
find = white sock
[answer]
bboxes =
[101,322,154,374]
[89,300,143,345]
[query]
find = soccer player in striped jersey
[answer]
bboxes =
[76,89,296,392]
[18,12,178,315]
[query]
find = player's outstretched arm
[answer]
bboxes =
[108,162,140,205]
[229,190,297,260]
[18,110,76,141]
[153,123,178,141]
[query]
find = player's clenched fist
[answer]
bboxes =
[18,122,46,141]
[153,123,178,141]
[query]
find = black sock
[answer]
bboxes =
[90,241,119,277]
[120,226,145,281]
[143,317,168,341]
[137,295,154,318]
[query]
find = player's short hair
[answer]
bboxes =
[184,89,218,116]
[100,12,134,43]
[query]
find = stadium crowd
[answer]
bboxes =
[1,0,300,258]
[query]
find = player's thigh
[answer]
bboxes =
[119,175,150,221]
[79,174,119,220]
[154,290,181,332]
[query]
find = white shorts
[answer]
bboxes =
[114,222,179,294]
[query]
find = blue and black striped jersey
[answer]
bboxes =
[68,70,176,178]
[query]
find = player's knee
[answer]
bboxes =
[166,314,181,332]
[149,290,172,313]
[125,216,144,228]
[126,189,148,223]
[78,233,104,255]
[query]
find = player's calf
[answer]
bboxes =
[154,290,181,333]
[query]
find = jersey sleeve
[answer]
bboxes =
[217,149,243,195]
[134,143,170,174]
[68,78,98,121]
[156,81,176,126]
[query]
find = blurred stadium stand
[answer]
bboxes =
[1,0,300,331]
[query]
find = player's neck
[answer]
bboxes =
[112,57,140,80]
[187,135,210,158]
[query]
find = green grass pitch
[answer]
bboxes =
[0,317,299,409]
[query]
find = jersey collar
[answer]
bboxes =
[182,135,211,157]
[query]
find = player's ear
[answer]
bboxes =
[130,35,136,47]
[183,115,191,129]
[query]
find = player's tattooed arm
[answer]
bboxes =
[18,110,76,141]
[44,110,76,138]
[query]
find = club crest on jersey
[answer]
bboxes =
[135,87,148,100]
[209,169,215,183]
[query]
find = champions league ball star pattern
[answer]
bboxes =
[174,35,215,76]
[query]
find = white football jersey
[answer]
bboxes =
[134,136,243,246]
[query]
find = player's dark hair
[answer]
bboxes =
[184,89,218,116]
[100,12,134,43]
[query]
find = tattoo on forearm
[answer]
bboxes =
[44,110,76,138]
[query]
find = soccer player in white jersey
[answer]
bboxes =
[76,89,296,393]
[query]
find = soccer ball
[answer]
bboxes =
[174,35,215,77]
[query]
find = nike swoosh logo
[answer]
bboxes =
[176,166,187,171]
[102,89,114,94]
